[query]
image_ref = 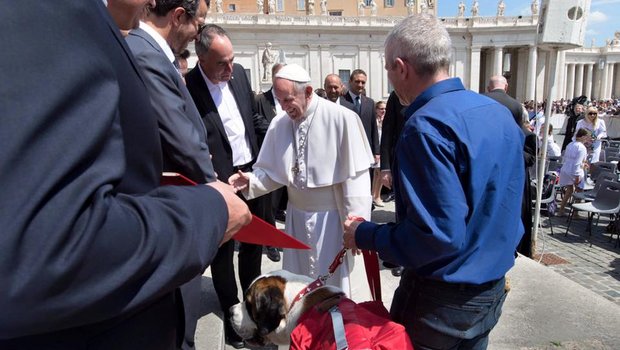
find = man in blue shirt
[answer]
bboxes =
[344,14,524,349]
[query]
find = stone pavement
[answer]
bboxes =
[534,211,620,306]
[194,198,620,349]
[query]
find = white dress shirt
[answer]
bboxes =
[199,65,253,166]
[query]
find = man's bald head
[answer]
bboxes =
[324,74,344,102]
[487,75,508,92]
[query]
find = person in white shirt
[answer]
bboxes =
[229,64,375,302]
[546,124,562,157]
[558,128,590,216]
[573,106,607,163]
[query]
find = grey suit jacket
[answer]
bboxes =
[126,27,216,183]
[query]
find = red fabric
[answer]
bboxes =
[290,299,413,350]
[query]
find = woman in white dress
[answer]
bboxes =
[371,100,386,207]
[558,128,590,216]
[573,106,607,163]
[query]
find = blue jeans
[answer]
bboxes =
[390,270,507,350]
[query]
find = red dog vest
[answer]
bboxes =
[289,299,414,350]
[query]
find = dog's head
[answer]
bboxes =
[229,270,342,346]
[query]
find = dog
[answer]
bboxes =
[229,270,413,349]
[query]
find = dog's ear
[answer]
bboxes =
[253,285,286,336]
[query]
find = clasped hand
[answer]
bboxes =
[228,170,249,193]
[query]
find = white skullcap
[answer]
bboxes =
[275,63,311,83]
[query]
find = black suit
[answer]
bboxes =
[380,91,406,173]
[1,1,227,348]
[344,92,380,156]
[484,89,524,126]
[185,63,269,319]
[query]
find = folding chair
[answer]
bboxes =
[565,180,620,245]
[572,171,617,202]
[533,172,558,235]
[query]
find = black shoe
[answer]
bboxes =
[391,266,404,277]
[266,247,281,262]
[382,261,398,269]
[275,210,286,222]
[384,192,395,202]
[224,317,246,349]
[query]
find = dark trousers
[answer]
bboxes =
[390,270,507,350]
[211,193,266,315]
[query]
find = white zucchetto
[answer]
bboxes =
[275,63,311,83]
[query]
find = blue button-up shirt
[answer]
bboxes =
[356,78,525,284]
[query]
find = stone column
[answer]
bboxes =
[585,63,594,100]
[470,47,481,92]
[614,63,620,98]
[601,62,610,99]
[607,63,615,99]
[556,50,566,102]
[574,64,584,97]
[526,45,537,101]
[566,63,575,100]
[493,46,503,75]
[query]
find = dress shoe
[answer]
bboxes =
[391,266,404,277]
[373,199,385,207]
[266,246,281,262]
[382,261,398,269]
[275,210,286,222]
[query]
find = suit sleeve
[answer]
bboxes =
[126,37,216,184]
[380,94,399,171]
[0,2,227,338]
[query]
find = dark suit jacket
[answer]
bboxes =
[186,63,264,181]
[0,1,227,347]
[256,88,277,122]
[380,91,406,172]
[484,89,524,127]
[344,92,380,155]
[126,27,216,184]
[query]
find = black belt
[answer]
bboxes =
[233,161,253,173]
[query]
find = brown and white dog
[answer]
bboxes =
[229,270,345,348]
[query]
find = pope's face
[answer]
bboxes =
[273,78,310,121]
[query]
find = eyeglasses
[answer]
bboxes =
[588,112,598,116]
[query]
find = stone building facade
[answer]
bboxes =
[188,1,620,103]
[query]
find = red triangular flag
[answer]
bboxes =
[160,172,309,250]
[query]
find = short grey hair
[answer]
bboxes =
[292,81,311,93]
[195,24,228,56]
[385,14,452,77]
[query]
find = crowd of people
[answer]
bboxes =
[2,2,529,350]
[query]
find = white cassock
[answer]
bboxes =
[243,94,374,302]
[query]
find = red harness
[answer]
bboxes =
[288,248,413,350]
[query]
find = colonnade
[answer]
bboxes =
[560,61,620,100]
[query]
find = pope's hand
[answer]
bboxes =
[343,216,363,250]
[207,180,252,246]
[228,170,249,192]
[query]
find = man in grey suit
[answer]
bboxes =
[126,0,215,185]
[125,0,215,348]
[1,1,251,349]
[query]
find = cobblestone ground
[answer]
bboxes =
[533,211,620,306]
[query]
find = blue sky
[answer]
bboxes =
[436,0,620,48]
